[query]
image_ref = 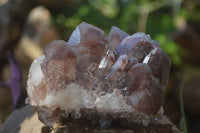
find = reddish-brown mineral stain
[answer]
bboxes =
[26,22,171,126]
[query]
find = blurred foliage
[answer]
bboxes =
[179,74,188,133]
[51,0,199,66]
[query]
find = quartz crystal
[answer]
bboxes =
[26,22,171,126]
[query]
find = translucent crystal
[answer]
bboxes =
[107,55,128,79]
[26,55,47,106]
[97,49,116,79]
[108,26,129,50]
[144,47,171,89]
[68,22,108,72]
[132,32,151,41]
[125,63,153,95]
[95,89,132,112]
[43,40,76,91]
[28,55,44,86]
[125,63,163,115]
[116,33,155,62]
[26,22,171,126]
[98,49,115,69]
[116,36,142,56]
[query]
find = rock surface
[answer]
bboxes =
[26,22,171,127]
[0,105,181,133]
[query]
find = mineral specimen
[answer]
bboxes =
[26,22,171,126]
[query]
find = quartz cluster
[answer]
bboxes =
[26,22,171,126]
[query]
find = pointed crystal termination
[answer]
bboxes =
[116,33,155,62]
[96,49,116,79]
[26,55,47,106]
[42,40,77,91]
[143,47,171,90]
[26,22,171,127]
[107,54,128,80]
[108,26,129,50]
[98,49,115,70]
[68,22,108,72]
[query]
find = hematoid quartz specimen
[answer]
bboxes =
[26,22,171,127]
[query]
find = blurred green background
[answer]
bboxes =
[0,0,200,133]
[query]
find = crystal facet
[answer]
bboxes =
[108,26,129,50]
[68,22,108,72]
[26,22,171,126]
[43,40,76,91]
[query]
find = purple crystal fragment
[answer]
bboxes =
[116,33,155,62]
[125,57,138,71]
[143,47,171,89]
[125,63,153,95]
[125,63,163,115]
[68,22,108,72]
[116,36,142,56]
[107,55,128,79]
[96,49,116,79]
[108,26,129,50]
[26,22,171,126]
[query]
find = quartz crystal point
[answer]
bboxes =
[125,63,163,115]
[43,40,77,91]
[108,26,129,50]
[68,22,108,72]
[26,22,171,126]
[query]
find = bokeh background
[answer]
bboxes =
[0,0,200,133]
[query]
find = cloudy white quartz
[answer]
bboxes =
[28,55,44,86]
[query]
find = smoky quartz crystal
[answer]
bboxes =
[26,22,171,127]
